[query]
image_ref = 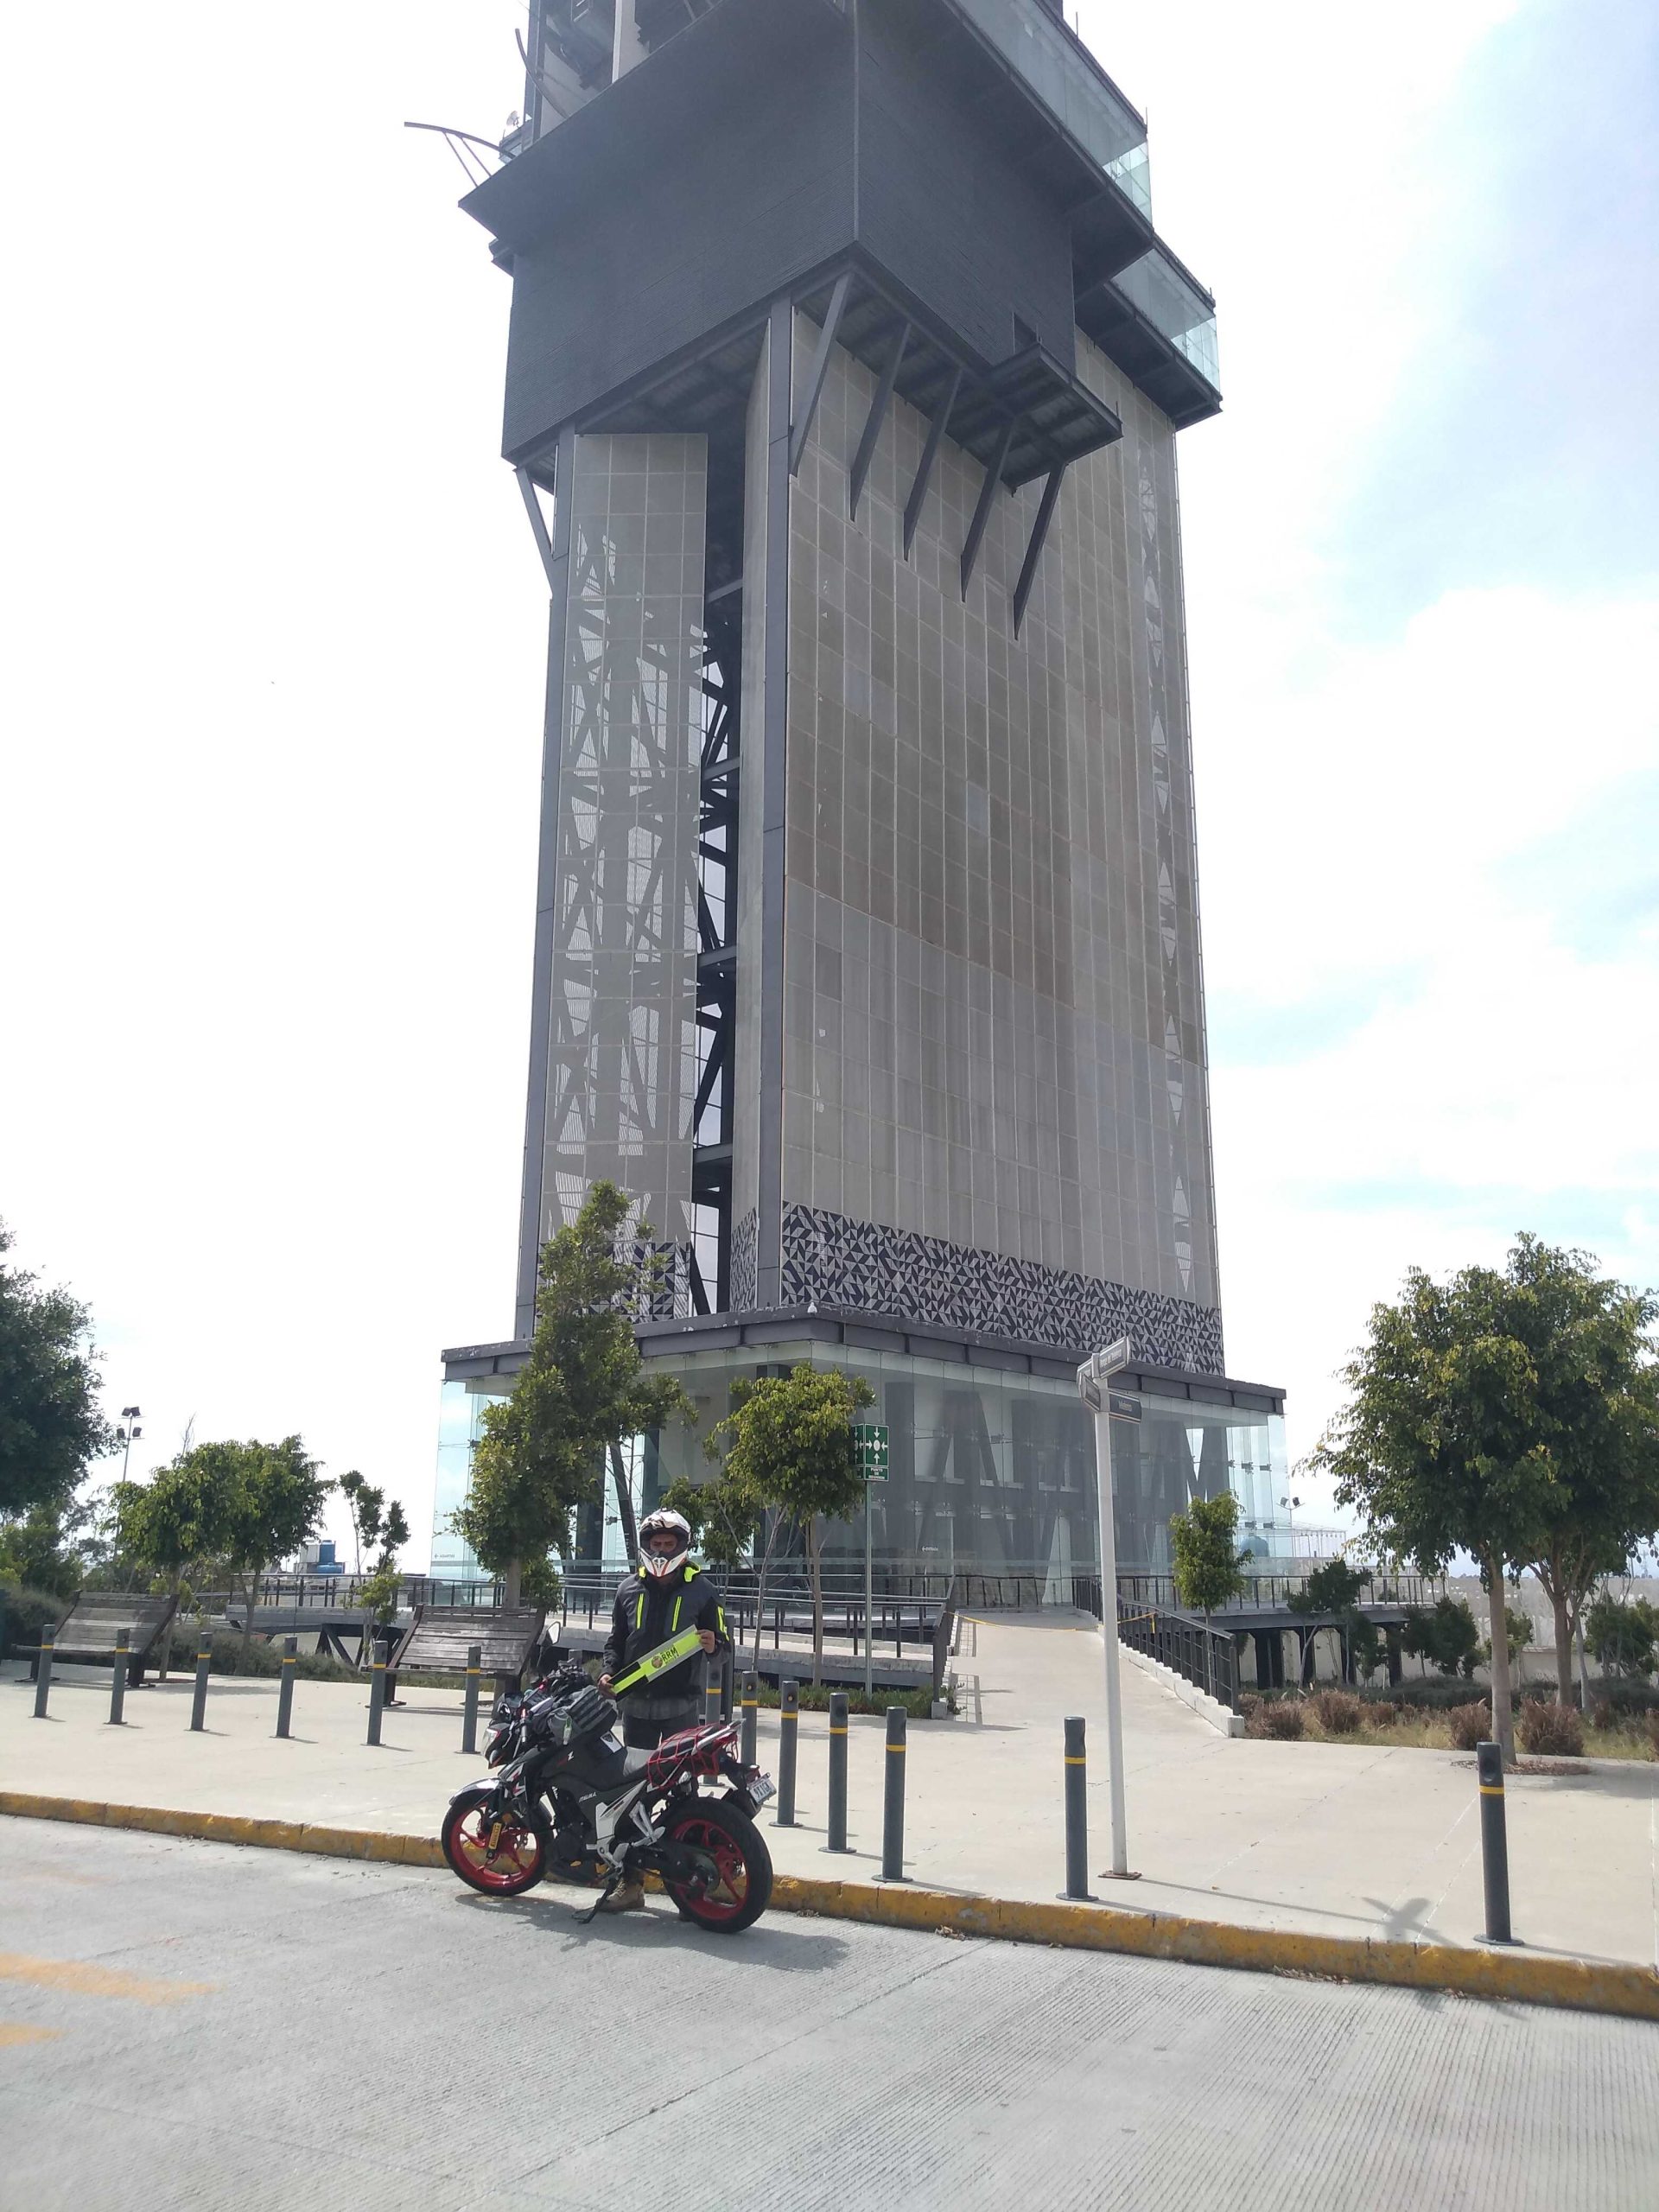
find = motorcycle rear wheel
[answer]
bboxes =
[442,1786,546,1896]
[661,1798,773,1933]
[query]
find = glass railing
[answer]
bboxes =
[948,0,1152,216]
[1111,245,1219,387]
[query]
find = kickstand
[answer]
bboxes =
[577,1873,621,1926]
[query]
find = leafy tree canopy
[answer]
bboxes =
[1287,1556,1370,1618]
[1586,1592,1659,1679]
[658,1470,759,1577]
[1168,1489,1248,1618]
[1311,1235,1659,1753]
[0,1221,117,1518]
[1401,1594,1481,1680]
[451,1182,692,1605]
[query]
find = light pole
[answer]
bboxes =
[118,1407,143,1481]
[1078,1338,1136,1879]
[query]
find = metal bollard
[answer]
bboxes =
[741,1672,759,1769]
[275,1637,297,1738]
[721,1648,734,1721]
[189,1643,212,1732]
[1476,1740,1515,1944]
[109,1631,130,1726]
[827,1690,850,1853]
[881,1706,907,1879]
[461,1643,482,1756]
[1061,1714,1095,1900]
[776,1679,799,1826]
[704,1656,721,1730]
[367,1652,387,1746]
[33,1627,54,1719]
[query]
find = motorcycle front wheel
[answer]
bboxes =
[661,1798,773,1933]
[442,1785,546,1897]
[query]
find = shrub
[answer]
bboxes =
[1646,1711,1659,1760]
[1313,1689,1363,1734]
[1516,1700,1585,1758]
[1249,1700,1306,1741]
[1370,1701,1398,1727]
[1402,1596,1480,1680]
[1,1584,67,1656]
[1590,1699,1617,1732]
[1586,1594,1659,1680]
[1447,1700,1492,1751]
[1238,1691,1262,1719]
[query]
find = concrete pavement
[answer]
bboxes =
[5,1609,1657,1969]
[3,1820,1657,2212]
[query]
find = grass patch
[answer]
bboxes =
[1245,1694,1656,1760]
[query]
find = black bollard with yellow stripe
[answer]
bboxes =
[1476,1739,1515,1944]
[881,1705,908,1880]
[109,1630,130,1726]
[366,1649,387,1746]
[827,1690,850,1853]
[189,1642,212,1732]
[1061,1714,1096,1900]
[275,1637,297,1738]
[741,1671,759,1768]
[461,1643,482,1755]
[776,1679,799,1825]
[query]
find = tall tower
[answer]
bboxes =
[435,0,1287,1586]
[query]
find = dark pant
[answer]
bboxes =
[622,1702,699,1750]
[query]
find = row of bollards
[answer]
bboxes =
[764,1678,909,1882]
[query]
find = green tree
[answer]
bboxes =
[218,1437,331,1664]
[705,1364,874,1682]
[112,1446,240,1680]
[1498,1241,1659,1707]
[1167,1489,1248,1697]
[339,1470,385,1576]
[658,1470,760,1578]
[0,1221,117,1518]
[1585,1592,1659,1679]
[1479,1603,1533,1672]
[450,1182,692,1608]
[1402,1594,1481,1680]
[1287,1557,1371,1617]
[1308,1243,1598,1764]
[355,1498,412,1644]
[0,1497,88,1601]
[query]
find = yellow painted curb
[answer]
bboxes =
[4,1789,1656,2022]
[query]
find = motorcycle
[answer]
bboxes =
[441,1644,777,1933]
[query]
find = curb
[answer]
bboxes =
[5,1789,1656,2023]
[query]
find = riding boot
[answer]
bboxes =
[600,1878,646,1913]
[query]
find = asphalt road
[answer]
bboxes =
[1,1821,1656,2212]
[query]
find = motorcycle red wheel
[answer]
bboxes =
[661,1800,773,1933]
[442,1788,545,1897]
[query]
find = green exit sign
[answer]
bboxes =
[855,1425,889,1481]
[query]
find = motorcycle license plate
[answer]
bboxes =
[748,1774,777,1807]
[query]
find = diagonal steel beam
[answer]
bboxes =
[788,270,851,478]
[959,416,1018,599]
[516,466,560,594]
[849,319,910,520]
[1011,465,1067,637]
[903,364,963,559]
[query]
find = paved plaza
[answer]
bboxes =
[6,1611,1656,1969]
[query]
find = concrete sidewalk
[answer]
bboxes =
[5,1611,1656,1972]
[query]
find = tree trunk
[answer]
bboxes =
[750,1510,790,1672]
[809,1519,824,1687]
[158,1573,179,1682]
[607,1444,639,1565]
[503,1556,523,1612]
[240,1570,256,1669]
[1549,1582,1573,1710]
[1486,1544,1516,1766]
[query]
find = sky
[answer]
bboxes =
[2,2,1655,1565]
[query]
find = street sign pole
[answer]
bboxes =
[855,1427,888,1700]
[1079,1338,1135,1878]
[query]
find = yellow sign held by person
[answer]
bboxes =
[608,1626,706,1698]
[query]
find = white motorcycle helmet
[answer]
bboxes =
[638,1507,692,1580]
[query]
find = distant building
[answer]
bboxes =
[434,0,1285,1586]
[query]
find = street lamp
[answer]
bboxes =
[1077,1338,1136,1879]
[118,1407,143,1481]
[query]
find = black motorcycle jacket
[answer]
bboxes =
[601,1562,728,1706]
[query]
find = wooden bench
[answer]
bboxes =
[31,1592,179,1686]
[389,1606,547,1699]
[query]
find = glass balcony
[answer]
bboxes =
[1110,246,1219,389]
[948,0,1152,215]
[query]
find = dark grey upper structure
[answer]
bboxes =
[434,0,1275,1584]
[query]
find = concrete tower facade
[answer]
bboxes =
[435,0,1286,1587]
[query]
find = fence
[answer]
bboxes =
[1116,1599,1240,1712]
